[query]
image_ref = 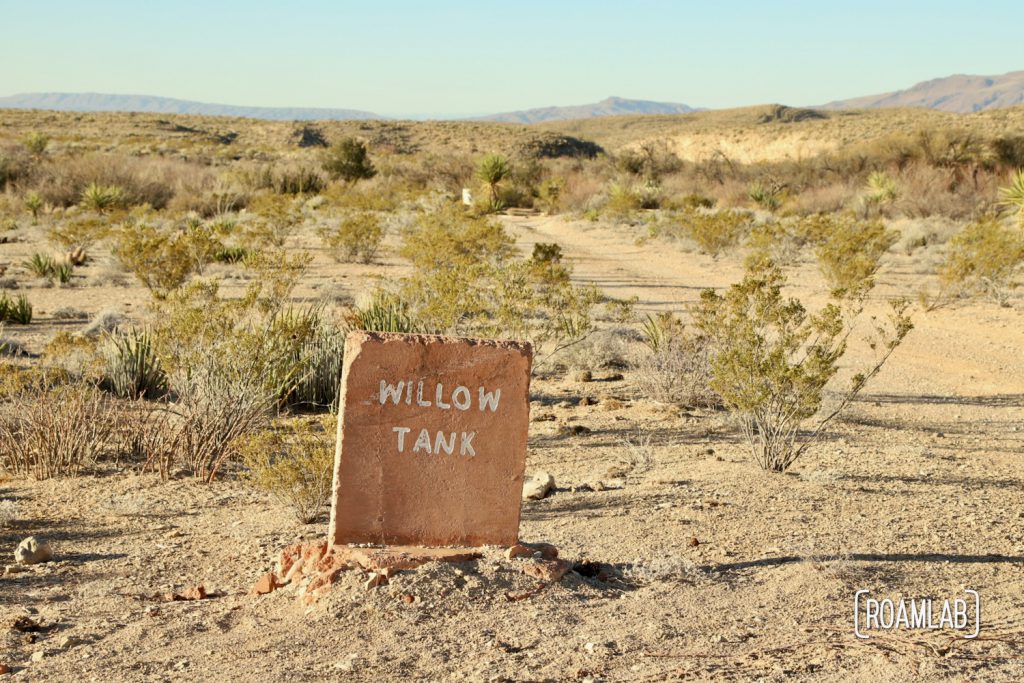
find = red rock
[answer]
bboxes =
[250,572,281,596]
[329,332,533,547]
[507,542,559,561]
[0,663,11,674]
[521,559,570,583]
[400,593,415,604]
[688,537,700,548]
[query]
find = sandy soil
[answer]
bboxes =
[2,214,1023,681]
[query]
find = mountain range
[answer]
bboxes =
[1,70,1022,123]
[0,92,380,121]
[822,70,1024,113]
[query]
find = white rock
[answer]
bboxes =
[522,471,555,501]
[14,537,53,565]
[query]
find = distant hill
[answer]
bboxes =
[0,92,384,121]
[478,96,701,124]
[823,71,1024,113]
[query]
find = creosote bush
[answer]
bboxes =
[694,263,912,472]
[318,212,384,263]
[933,214,1024,307]
[241,417,336,523]
[392,206,600,362]
[809,213,897,297]
[649,208,753,257]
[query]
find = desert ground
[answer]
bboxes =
[1,108,1023,681]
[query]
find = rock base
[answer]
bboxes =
[252,540,572,604]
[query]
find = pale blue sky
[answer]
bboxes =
[0,0,1019,117]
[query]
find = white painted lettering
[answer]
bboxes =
[392,426,410,452]
[478,387,501,412]
[460,431,476,456]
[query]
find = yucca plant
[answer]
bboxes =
[24,191,43,222]
[864,171,898,208]
[997,169,1024,224]
[346,291,426,334]
[476,154,511,207]
[101,328,169,399]
[80,182,125,213]
[55,262,74,286]
[0,293,33,325]
[24,252,56,279]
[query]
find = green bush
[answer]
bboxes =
[323,137,376,182]
[241,417,336,523]
[650,208,753,257]
[274,167,325,195]
[694,263,912,472]
[112,221,197,297]
[318,212,384,263]
[936,214,1024,306]
[811,213,897,298]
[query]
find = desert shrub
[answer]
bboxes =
[48,216,110,253]
[394,206,599,359]
[172,352,276,482]
[663,193,715,211]
[744,220,806,268]
[241,417,335,523]
[0,292,32,324]
[810,213,897,297]
[244,193,301,248]
[21,131,50,157]
[0,381,120,479]
[616,141,682,180]
[650,208,753,257]
[112,221,197,296]
[323,137,376,182]
[934,214,1024,306]
[318,212,384,263]
[32,153,179,209]
[991,138,1024,169]
[694,263,912,472]
[0,147,31,189]
[118,400,181,479]
[80,182,126,213]
[274,166,325,195]
[100,327,169,399]
[150,251,324,408]
[635,313,718,408]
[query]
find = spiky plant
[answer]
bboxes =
[476,154,511,207]
[80,182,125,213]
[997,169,1024,223]
[24,252,56,279]
[101,328,169,399]
[24,191,43,222]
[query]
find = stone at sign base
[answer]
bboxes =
[328,331,533,548]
